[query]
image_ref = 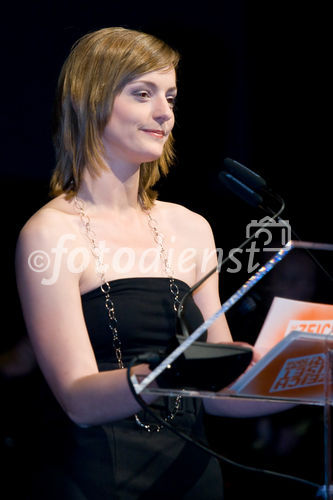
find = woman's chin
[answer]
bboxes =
[139,152,163,164]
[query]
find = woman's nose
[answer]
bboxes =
[153,96,173,124]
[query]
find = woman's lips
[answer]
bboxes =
[141,129,165,138]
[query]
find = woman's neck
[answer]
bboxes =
[78,161,142,213]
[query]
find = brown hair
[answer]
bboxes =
[50,27,180,208]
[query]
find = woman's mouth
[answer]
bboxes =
[141,129,166,138]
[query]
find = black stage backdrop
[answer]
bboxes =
[0,2,331,499]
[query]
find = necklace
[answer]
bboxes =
[74,196,182,432]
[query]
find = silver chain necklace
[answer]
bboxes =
[74,196,182,432]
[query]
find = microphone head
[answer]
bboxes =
[224,158,267,191]
[219,171,263,207]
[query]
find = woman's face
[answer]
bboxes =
[102,67,177,166]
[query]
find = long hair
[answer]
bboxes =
[50,27,180,208]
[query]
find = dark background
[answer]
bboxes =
[1,1,331,498]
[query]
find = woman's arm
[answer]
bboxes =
[15,210,155,427]
[189,214,293,416]
[190,213,232,344]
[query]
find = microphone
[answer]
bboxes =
[223,157,267,191]
[218,171,264,208]
[220,158,285,214]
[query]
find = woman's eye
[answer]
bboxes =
[132,89,176,108]
[133,90,150,100]
[167,96,177,108]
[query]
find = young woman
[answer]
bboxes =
[15,27,279,499]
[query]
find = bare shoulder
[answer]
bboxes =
[155,200,214,242]
[15,195,81,280]
[17,195,76,246]
[15,195,81,294]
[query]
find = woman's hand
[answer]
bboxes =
[231,341,261,369]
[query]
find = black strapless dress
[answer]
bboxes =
[28,278,223,499]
